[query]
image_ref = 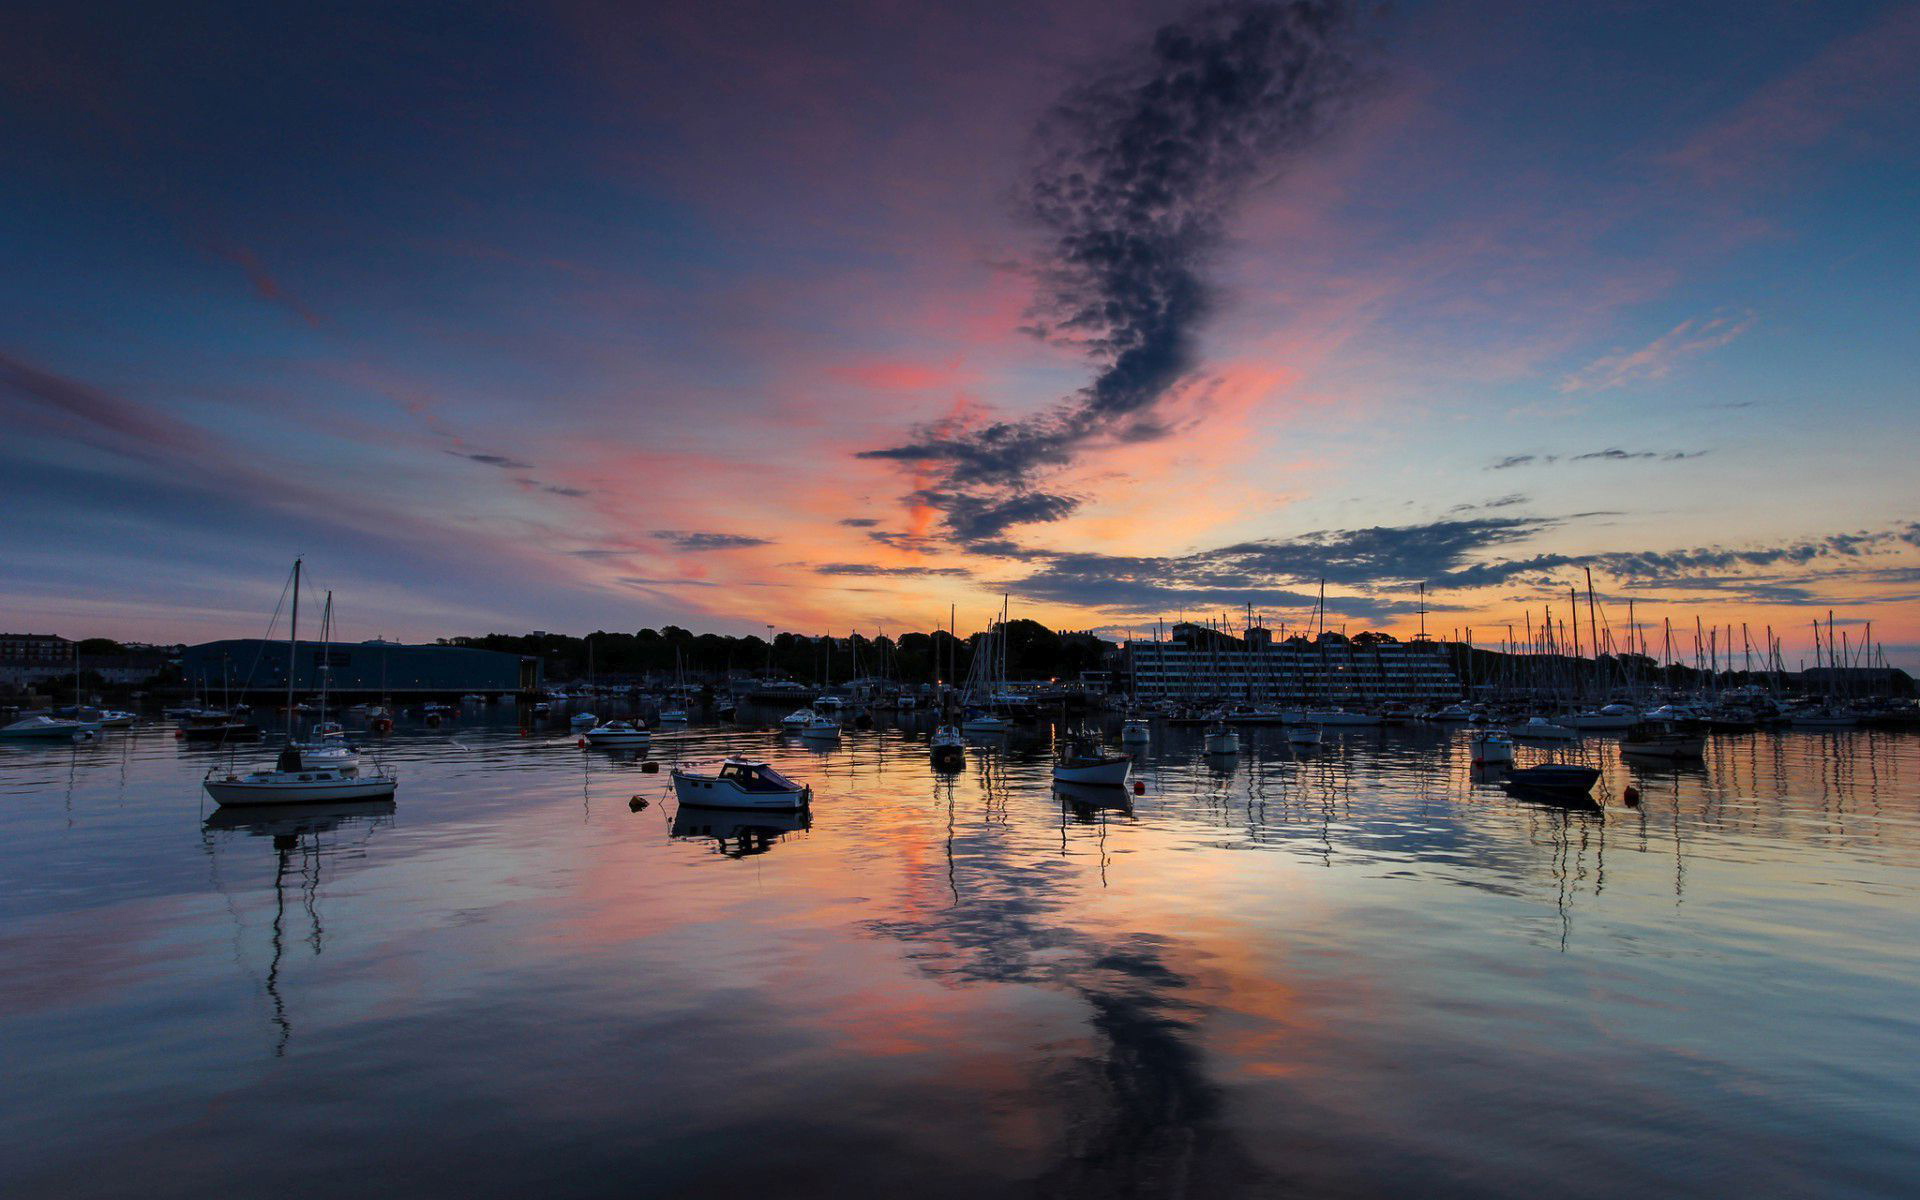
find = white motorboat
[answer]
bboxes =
[67,707,135,729]
[657,708,690,724]
[584,720,651,748]
[1620,720,1707,760]
[1428,703,1475,722]
[1203,723,1240,754]
[1120,717,1151,744]
[1052,738,1131,787]
[671,757,811,810]
[1510,716,1578,741]
[1789,705,1857,728]
[813,695,845,713]
[569,711,597,729]
[961,711,1011,733]
[780,708,813,730]
[1,714,97,740]
[1562,704,1640,731]
[1470,729,1514,764]
[931,723,966,767]
[799,712,840,740]
[1285,724,1322,746]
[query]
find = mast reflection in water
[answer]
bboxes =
[202,801,396,1056]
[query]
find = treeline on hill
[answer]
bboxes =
[446,620,1115,685]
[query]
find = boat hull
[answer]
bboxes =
[671,774,809,810]
[584,730,651,748]
[1052,758,1131,786]
[205,774,397,806]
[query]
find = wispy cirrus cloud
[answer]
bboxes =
[815,563,973,578]
[1559,309,1756,393]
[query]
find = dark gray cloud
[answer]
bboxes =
[1571,448,1708,463]
[1450,493,1529,512]
[1434,528,1908,590]
[453,451,533,469]
[1007,517,1540,615]
[1493,449,1707,470]
[1004,519,1920,616]
[838,517,882,527]
[514,475,589,497]
[652,530,772,552]
[815,563,973,578]
[861,0,1363,541]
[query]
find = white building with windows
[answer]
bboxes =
[1125,623,1460,705]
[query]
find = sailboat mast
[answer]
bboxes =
[285,558,302,741]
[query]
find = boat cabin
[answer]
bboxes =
[714,758,801,793]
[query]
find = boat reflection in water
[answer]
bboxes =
[669,803,812,858]
[1055,780,1134,823]
[202,800,396,1055]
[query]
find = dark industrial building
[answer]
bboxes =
[181,639,541,699]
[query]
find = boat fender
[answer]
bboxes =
[1133,780,1145,795]
[577,738,588,749]
[1623,786,1641,807]
[628,796,649,812]
[641,761,659,773]
[175,730,184,740]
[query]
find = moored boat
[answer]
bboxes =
[1620,720,1707,761]
[1052,737,1131,787]
[1,714,96,740]
[1470,729,1514,764]
[671,757,811,810]
[1503,763,1600,795]
[583,720,650,748]
[1509,716,1577,741]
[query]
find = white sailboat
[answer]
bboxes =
[960,597,1016,733]
[204,560,398,807]
[658,646,690,723]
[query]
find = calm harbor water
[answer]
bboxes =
[3,710,1917,1198]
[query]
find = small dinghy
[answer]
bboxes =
[671,757,811,810]
[1053,737,1130,787]
[1203,719,1239,754]
[1470,729,1514,764]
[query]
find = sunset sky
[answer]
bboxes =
[3,0,1916,663]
